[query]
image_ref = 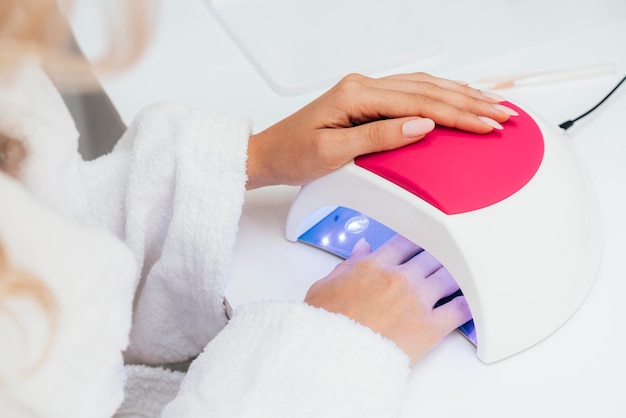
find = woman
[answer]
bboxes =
[0,0,515,417]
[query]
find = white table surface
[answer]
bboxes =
[71,1,626,416]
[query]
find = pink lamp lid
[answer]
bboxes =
[355,102,545,214]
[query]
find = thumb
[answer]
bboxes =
[350,237,372,258]
[343,117,435,157]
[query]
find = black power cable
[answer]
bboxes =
[559,75,626,130]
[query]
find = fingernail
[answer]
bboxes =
[454,80,470,86]
[351,238,371,256]
[478,116,504,130]
[481,90,506,102]
[493,103,519,116]
[402,118,435,139]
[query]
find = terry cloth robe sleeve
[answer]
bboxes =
[80,103,251,365]
[162,302,411,418]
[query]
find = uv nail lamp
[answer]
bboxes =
[285,102,602,363]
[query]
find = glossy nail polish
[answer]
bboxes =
[478,116,504,130]
[481,91,506,102]
[493,104,519,116]
[402,118,435,138]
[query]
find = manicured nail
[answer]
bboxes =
[481,90,506,102]
[478,116,504,130]
[351,238,371,256]
[493,104,519,116]
[402,118,435,138]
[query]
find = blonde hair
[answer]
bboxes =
[0,242,58,376]
[0,0,156,89]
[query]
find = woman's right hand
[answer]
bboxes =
[304,235,472,366]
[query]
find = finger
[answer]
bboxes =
[350,237,372,258]
[323,73,513,133]
[321,238,373,281]
[405,84,513,125]
[432,295,473,334]
[403,250,442,279]
[346,84,508,133]
[376,72,493,102]
[364,72,515,119]
[370,234,422,265]
[421,266,462,306]
[320,116,434,164]
[378,73,515,124]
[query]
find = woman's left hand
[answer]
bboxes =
[246,72,516,189]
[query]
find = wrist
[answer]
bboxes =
[246,132,273,190]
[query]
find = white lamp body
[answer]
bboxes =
[285,106,601,363]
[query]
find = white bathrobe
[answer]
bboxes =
[0,64,410,418]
